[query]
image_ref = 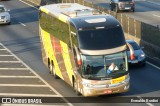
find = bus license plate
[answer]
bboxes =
[111,76,125,84]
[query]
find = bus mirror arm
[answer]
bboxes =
[126,43,135,60]
[74,45,82,66]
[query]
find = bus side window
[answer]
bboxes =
[70,24,78,48]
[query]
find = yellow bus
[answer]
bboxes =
[39,3,132,96]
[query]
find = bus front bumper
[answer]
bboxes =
[82,82,130,97]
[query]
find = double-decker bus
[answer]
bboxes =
[39,3,133,96]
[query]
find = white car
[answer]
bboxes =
[0,5,10,25]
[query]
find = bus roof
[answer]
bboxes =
[70,15,120,31]
[39,3,100,23]
[39,3,126,54]
[39,3,120,29]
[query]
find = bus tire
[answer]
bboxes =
[48,58,51,74]
[73,78,81,96]
[51,61,59,79]
[50,61,53,75]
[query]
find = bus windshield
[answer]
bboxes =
[78,27,125,50]
[81,51,128,80]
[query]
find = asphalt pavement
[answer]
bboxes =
[0,0,160,106]
[84,0,160,26]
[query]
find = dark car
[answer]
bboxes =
[110,0,135,12]
[126,40,146,66]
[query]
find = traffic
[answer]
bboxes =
[0,1,159,106]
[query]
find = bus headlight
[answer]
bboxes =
[122,76,130,83]
[82,82,93,87]
[82,82,109,88]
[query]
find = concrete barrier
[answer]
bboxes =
[22,0,42,6]
[21,0,56,7]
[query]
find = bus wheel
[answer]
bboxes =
[50,61,53,75]
[48,58,51,74]
[73,78,81,96]
[51,61,58,79]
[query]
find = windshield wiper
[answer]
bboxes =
[109,71,128,78]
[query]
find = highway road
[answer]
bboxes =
[84,0,160,26]
[0,0,160,106]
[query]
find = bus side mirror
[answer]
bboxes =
[126,43,135,60]
[74,45,82,66]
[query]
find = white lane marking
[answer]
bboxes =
[1,104,68,106]
[153,14,160,18]
[0,55,13,56]
[0,44,73,106]
[19,22,26,26]
[0,49,6,50]
[145,103,154,106]
[137,96,155,106]
[0,60,19,63]
[0,76,37,78]
[152,57,160,61]
[0,84,48,87]
[0,93,59,97]
[153,58,160,61]
[19,0,38,10]
[146,61,160,70]
[0,68,28,70]
[146,56,160,70]
[146,1,160,6]
[0,55,13,57]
